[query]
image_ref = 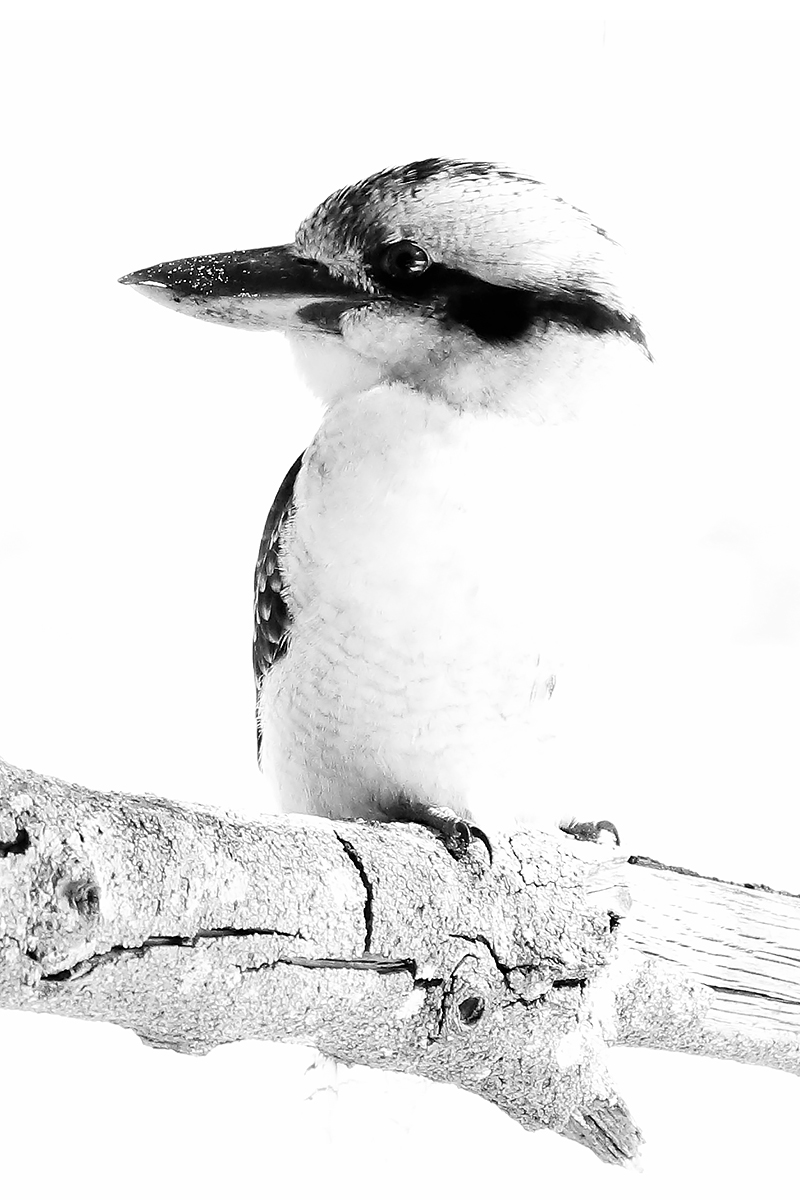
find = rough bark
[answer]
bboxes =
[2,758,798,1165]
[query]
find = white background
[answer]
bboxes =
[1,12,799,1198]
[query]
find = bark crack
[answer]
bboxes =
[334,832,373,954]
[40,927,306,983]
[244,956,416,975]
[708,984,800,1007]
[450,931,508,975]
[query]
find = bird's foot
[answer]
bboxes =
[392,798,493,864]
[560,818,620,847]
[435,815,493,864]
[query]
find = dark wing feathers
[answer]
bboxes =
[253,452,304,690]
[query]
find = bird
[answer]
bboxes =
[119,158,650,857]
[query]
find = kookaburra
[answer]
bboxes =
[120,158,650,856]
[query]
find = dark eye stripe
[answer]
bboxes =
[369,258,649,351]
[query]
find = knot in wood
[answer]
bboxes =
[458,996,486,1025]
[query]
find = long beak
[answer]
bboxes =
[118,244,373,333]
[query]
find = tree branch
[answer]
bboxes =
[2,757,798,1166]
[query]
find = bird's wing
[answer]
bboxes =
[253,452,304,703]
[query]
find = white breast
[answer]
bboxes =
[257,383,589,832]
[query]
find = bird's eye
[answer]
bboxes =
[377,240,431,279]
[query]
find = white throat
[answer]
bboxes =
[288,321,647,424]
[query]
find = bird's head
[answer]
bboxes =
[120,158,648,411]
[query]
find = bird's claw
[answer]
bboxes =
[441,818,493,865]
[560,818,620,847]
[390,797,494,865]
